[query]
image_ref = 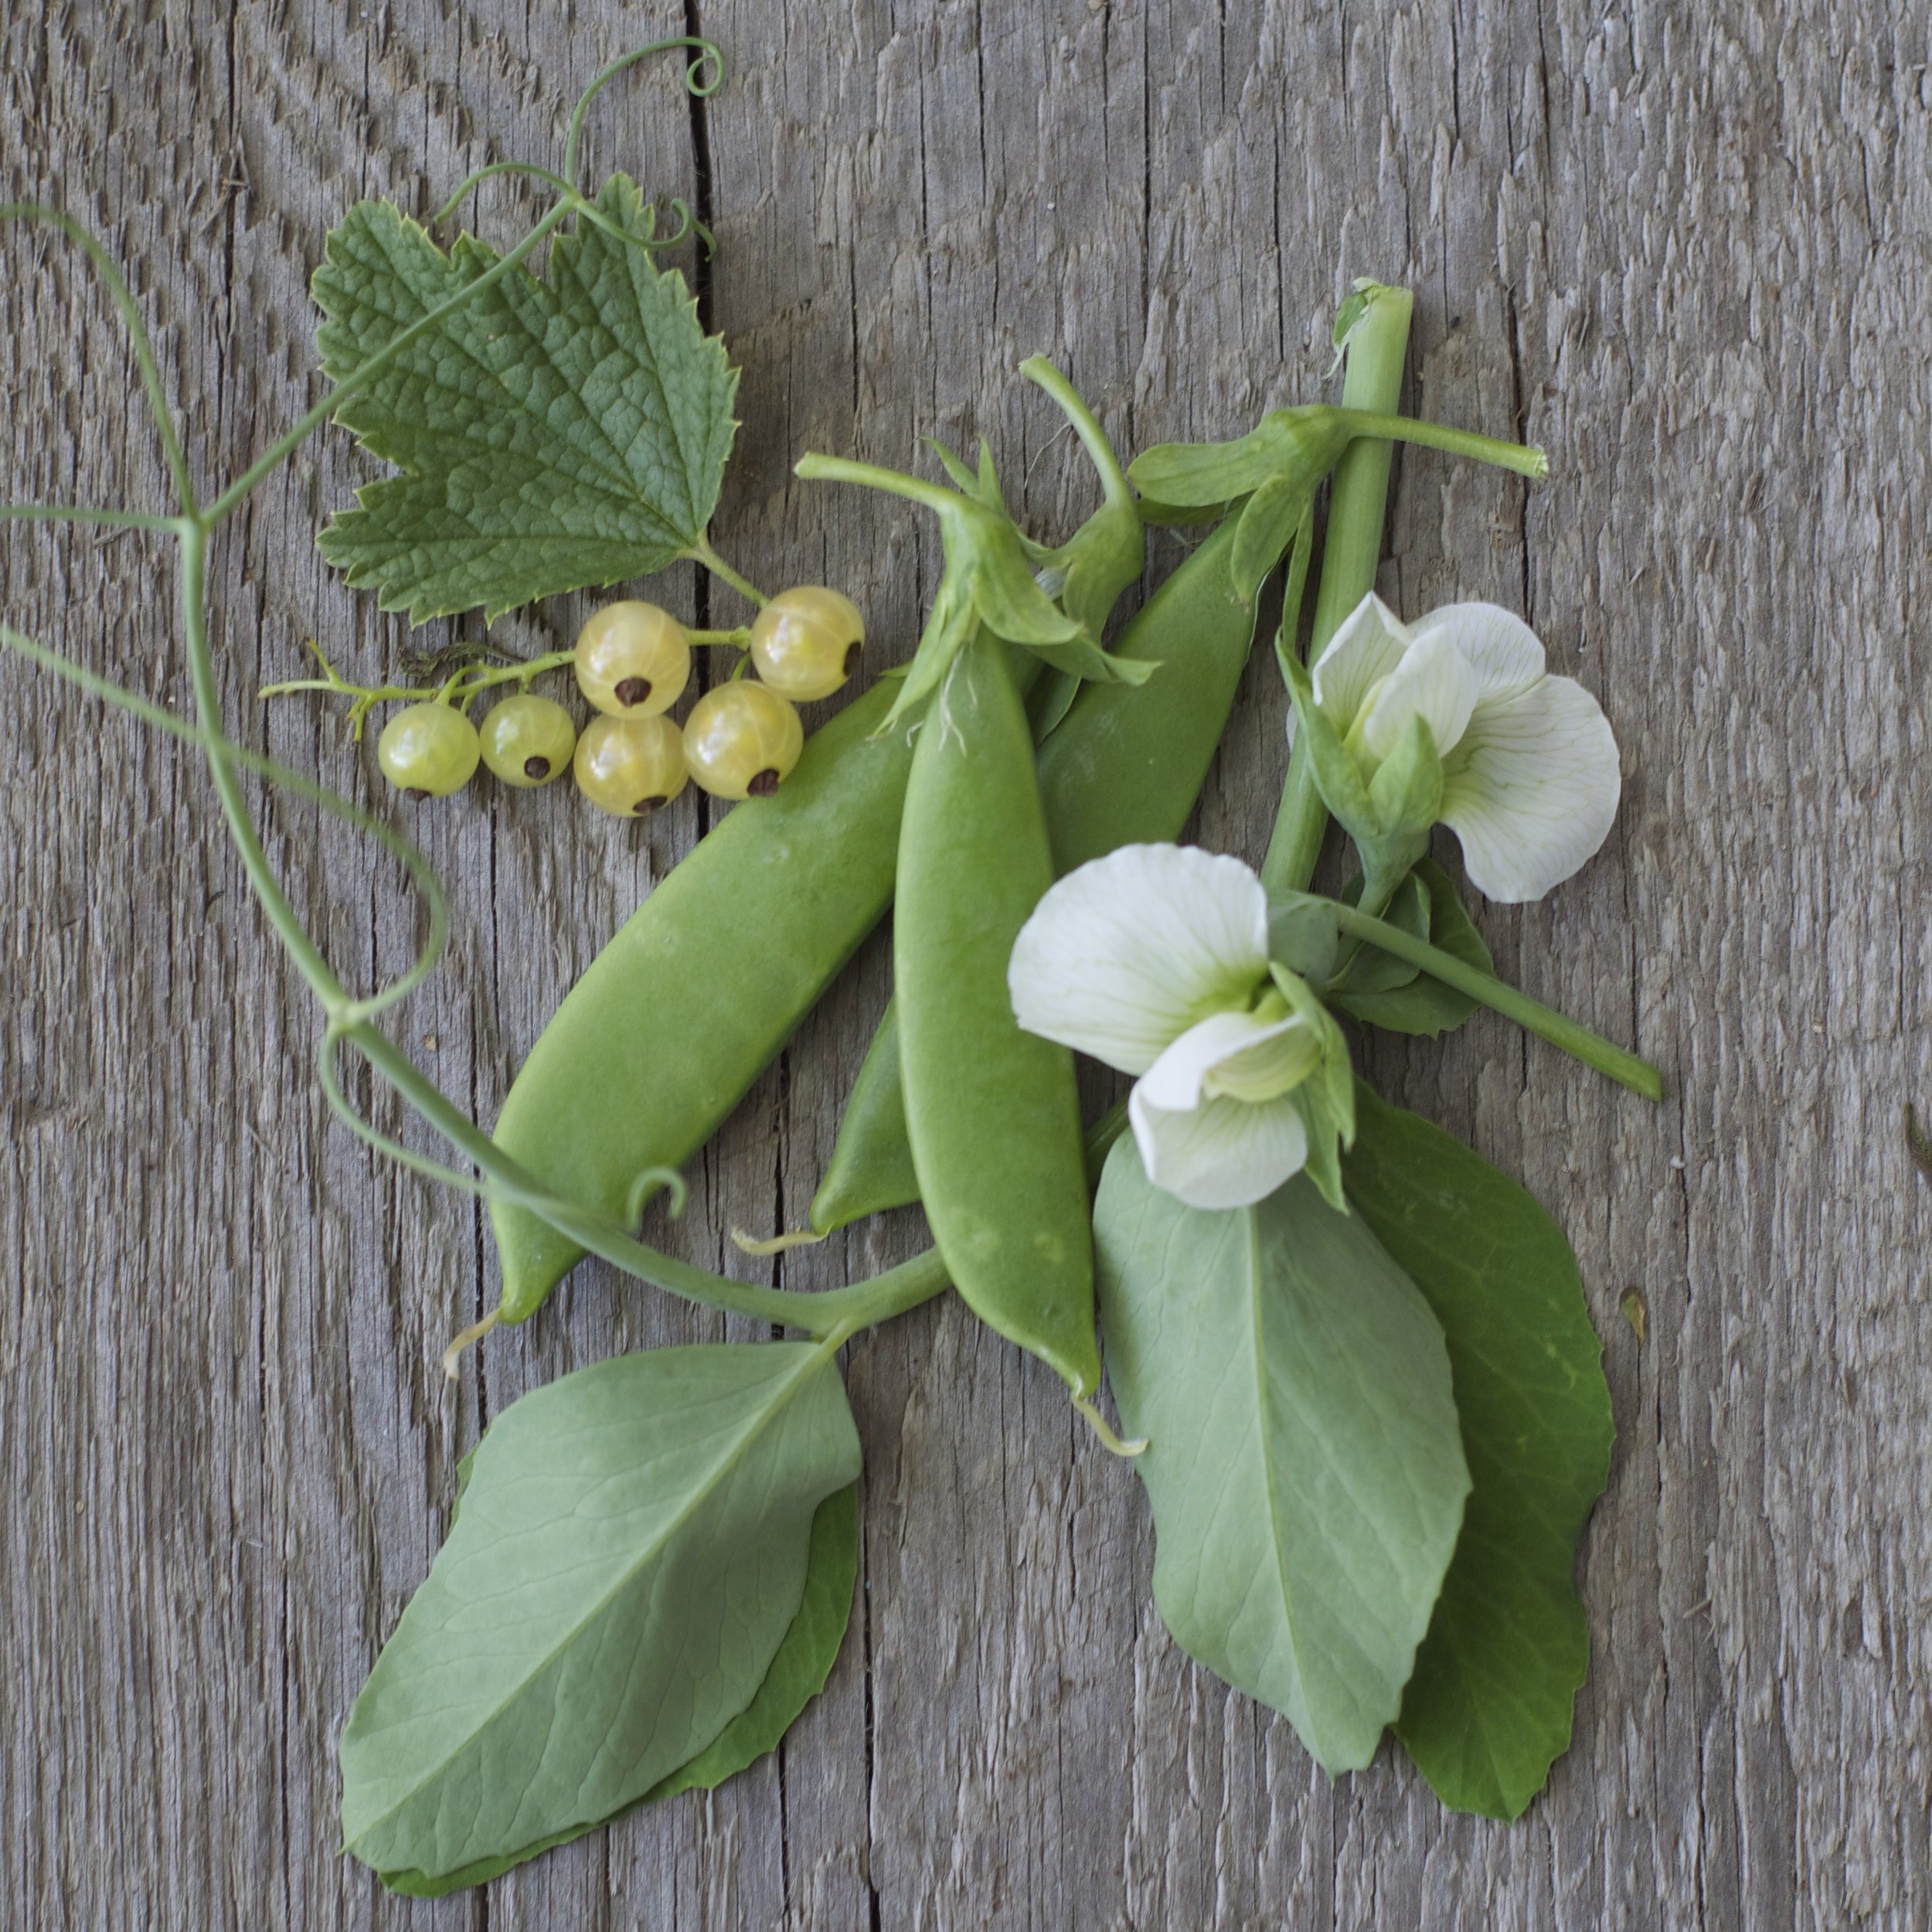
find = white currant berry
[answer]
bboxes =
[747,587,866,701]
[682,681,805,801]
[478,693,577,787]
[574,601,692,717]
[573,713,689,817]
[376,702,480,797]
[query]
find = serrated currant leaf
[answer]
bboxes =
[313,175,738,621]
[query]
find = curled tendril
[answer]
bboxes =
[0,204,195,516]
[0,620,450,1026]
[563,36,726,189]
[432,161,582,226]
[433,160,716,260]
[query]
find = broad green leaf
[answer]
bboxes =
[1343,1085,1614,1818]
[380,1483,860,1897]
[1332,859,1495,1037]
[648,1482,859,1804]
[1095,1141,1469,1774]
[314,176,738,621]
[341,1342,859,1890]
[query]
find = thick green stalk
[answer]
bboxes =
[1260,287,1413,893]
[1328,902,1662,1100]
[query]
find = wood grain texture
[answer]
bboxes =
[2,2,1927,1926]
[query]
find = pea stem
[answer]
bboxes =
[1326,901,1662,1100]
[794,452,958,517]
[1332,406,1548,480]
[1260,286,1413,894]
[1,502,185,532]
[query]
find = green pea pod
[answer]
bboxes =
[807,1005,919,1230]
[896,635,1100,1396]
[488,678,912,1319]
[808,514,1255,1235]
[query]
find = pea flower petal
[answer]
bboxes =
[1304,593,1621,905]
[1007,844,1270,1076]
[1127,1084,1311,1211]
[1440,673,1621,902]
[1311,592,1410,730]
[1407,600,1545,702]
[1357,634,1478,763]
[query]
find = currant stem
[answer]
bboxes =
[688,538,769,607]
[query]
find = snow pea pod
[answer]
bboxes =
[896,634,1100,1396]
[488,675,913,1318]
[809,515,1255,1235]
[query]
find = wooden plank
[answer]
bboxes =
[2,1,1928,1926]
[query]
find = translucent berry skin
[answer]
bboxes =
[479,694,577,787]
[573,713,689,817]
[574,601,692,717]
[376,702,481,797]
[682,681,806,801]
[747,586,866,701]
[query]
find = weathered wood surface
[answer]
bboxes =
[3,1,1927,1925]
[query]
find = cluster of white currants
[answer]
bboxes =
[372,587,865,816]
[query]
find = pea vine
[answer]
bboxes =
[4,36,1659,1894]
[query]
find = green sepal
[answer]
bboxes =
[1266,893,1341,983]
[1230,476,1308,602]
[1128,406,1353,509]
[792,455,1145,733]
[1366,712,1444,847]
[924,436,989,501]
[1281,652,1431,896]
[1128,419,1299,507]
[1282,651,1377,830]
[1269,961,1356,1213]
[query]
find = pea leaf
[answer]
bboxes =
[313,175,738,621]
[379,1484,860,1898]
[1343,1085,1614,1818]
[1094,1141,1469,1774]
[1332,859,1495,1037]
[340,1342,859,1891]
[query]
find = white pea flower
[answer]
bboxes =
[1009,845,1346,1211]
[1305,593,1621,903]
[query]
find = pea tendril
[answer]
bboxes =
[0,39,955,1361]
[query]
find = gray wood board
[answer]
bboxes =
[2,2,1926,1926]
